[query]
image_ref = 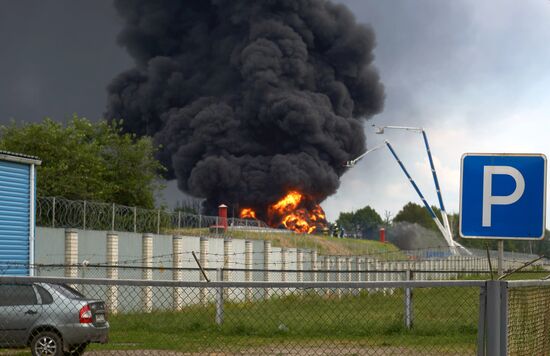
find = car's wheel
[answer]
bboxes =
[64,342,88,356]
[31,331,63,356]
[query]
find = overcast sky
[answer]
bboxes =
[326,0,550,226]
[1,1,549,226]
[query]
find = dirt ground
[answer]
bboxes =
[2,345,475,356]
[82,347,473,356]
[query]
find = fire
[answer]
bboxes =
[271,191,302,212]
[268,191,327,234]
[240,208,257,219]
[281,211,316,234]
[238,190,328,234]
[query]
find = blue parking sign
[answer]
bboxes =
[460,153,547,240]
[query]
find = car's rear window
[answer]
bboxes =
[36,285,53,304]
[49,284,86,300]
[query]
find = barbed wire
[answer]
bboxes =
[36,196,270,234]
[35,197,543,264]
[0,261,519,274]
[40,249,539,267]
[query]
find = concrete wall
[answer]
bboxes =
[31,227,533,312]
[34,227,303,282]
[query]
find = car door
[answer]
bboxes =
[0,283,40,346]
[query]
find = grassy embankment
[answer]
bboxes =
[169,227,405,260]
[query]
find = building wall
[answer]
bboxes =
[34,227,299,281]
[0,160,32,275]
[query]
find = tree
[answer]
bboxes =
[451,211,550,254]
[393,202,442,232]
[175,196,204,215]
[336,205,383,238]
[383,210,392,226]
[0,116,165,208]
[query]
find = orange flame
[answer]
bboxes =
[240,208,257,219]
[268,191,327,234]
[238,190,327,234]
[270,191,302,213]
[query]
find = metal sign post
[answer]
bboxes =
[498,240,504,277]
[460,153,547,277]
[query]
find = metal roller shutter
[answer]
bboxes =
[0,161,30,275]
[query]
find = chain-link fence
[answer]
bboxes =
[0,275,484,355]
[507,280,550,356]
[2,275,550,355]
[36,197,270,234]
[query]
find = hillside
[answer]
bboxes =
[169,227,404,260]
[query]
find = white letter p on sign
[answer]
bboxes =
[482,166,525,227]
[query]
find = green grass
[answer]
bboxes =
[87,287,479,353]
[169,227,405,259]
[460,270,549,281]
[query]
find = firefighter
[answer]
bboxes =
[332,224,340,238]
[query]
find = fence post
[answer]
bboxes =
[64,228,78,279]
[223,236,232,300]
[323,256,330,297]
[157,210,161,234]
[346,257,352,295]
[498,240,504,278]
[133,207,137,233]
[486,280,502,356]
[83,201,86,230]
[264,240,271,299]
[216,268,224,325]
[245,240,253,301]
[52,197,56,228]
[200,236,209,304]
[382,260,388,293]
[367,258,373,284]
[388,261,395,295]
[374,260,381,293]
[418,260,429,281]
[172,235,183,310]
[355,257,362,295]
[297,249,304,283]
[310,250,318,282]
[336,257,342,299]
[142,233,153,313]
[281,248,288,282]
[106,231,118,314]
[111,203,115,231]
[404,269,413,329]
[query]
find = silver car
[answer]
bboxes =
[0,282,109,355]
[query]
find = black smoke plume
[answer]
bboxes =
[106,0,385,216]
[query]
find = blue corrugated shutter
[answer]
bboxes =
[0,161,30,275]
